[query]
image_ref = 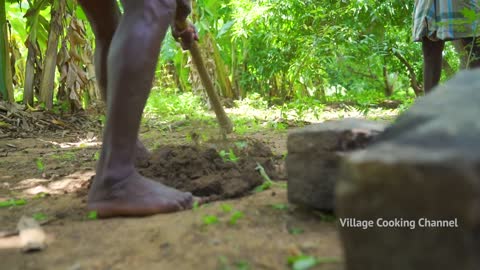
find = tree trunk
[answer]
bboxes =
[441,57,455,78]
[24,41,42,105]
[4,20,13,102]
[0,0,13,102]
[207,33,235,99]
[452,40,467,70]
[231,40,241,99]
[383,62,393,97]
[39,0,65,110]
[392,50,423,96]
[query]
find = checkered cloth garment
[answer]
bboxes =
[413,0,480,41]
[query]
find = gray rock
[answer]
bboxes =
[337,70,480,270]
[286,118,386,211]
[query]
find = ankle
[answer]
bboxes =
[95,164,136,187]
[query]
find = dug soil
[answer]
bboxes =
[139,139,283,201]
[0,122,343,270]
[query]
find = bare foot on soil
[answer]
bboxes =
[88,171,194,218]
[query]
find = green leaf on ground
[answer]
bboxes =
[33,213,47,221]
[203,215,219,225]
[192,201,200,211]
[229,211,244,225]
[93,151,100,161]
[221,204,233,213]
[87,211,98,220]
[288,227,304,235]
[288,255,318,270]
[0,199,26,208]
[271,203,289,210]
[288,255,341,270]
[35,158,45,172]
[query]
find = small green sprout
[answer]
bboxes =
[218,256,250,270]
[93,151,100,161]
[221,204,233,213]
[254,163,273,192]
[64,152,75,160]
[318,213,336,223]
[288,255,317,270]
[98,115,106,126]
[203,215,219,225]
[192,201,200,211]
[219,149,239,163]
[228,149,239,162]
[87,211,98,220]
[33,213,47,222]
[234,141,248,149]
[288,227,304,235]
[254,181,272,193]
[229,211,244,225]
[271,203,289,210]
[288,255,340,270]
[35,158,45,172]
[236,261,250,270]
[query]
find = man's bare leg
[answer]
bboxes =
[422,37,444,93]
[78,0,150,162]
[80,0,193,217]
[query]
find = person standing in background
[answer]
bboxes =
[413,0,480,92]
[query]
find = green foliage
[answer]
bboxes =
[2,0,463,119]
[144,89,206,122]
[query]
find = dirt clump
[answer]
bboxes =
[138,139,280,200]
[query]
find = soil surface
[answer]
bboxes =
[0,122,344,270]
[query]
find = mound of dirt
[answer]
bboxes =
[138,139,281,200]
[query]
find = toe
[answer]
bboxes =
[180,192,194,208]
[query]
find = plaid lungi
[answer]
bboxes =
[413,0,480,41]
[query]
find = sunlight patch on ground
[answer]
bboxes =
[12,170,94,196]
[38,137,101,149]
[225,105,399,124]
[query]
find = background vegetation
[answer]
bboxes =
[0,0,465,116]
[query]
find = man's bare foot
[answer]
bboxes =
[88,171,194,218]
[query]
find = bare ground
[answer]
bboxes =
[0,124,344,270]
